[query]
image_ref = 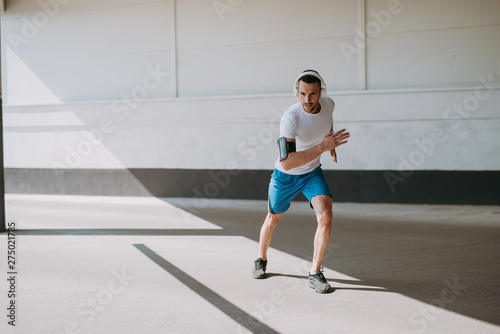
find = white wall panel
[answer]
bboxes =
[326,118,500,171]
[365,0,500,90]
[332,88,500,121]
[176,0,360,96]
[366,0,500,33]
[4,89,499,170]
[176,0,357,48]
[2,3,172,59]
[4,50,172,104]
[1,1,174,104]
[367,25,500,89]
[178,37,359,97]
[1,0,169,19]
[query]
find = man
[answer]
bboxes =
[252,70,350,293]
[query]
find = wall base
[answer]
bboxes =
[5,168,499,205]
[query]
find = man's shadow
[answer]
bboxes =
[265,273,389,294]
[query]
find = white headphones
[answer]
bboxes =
[294,70,326,98]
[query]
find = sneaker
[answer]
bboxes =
[308,267,331,293]
[252,258,267,279]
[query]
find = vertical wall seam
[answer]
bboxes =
[359,0,367,90]
[171,0,179,98]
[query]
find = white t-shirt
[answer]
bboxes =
[274,97,335,175]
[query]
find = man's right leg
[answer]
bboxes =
[254,168,296,278]
[258,212,284,260]
[253,212,283,279]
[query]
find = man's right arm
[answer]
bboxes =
[280,129,350,171]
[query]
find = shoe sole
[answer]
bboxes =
[252,271,266,279]
[309,282,331,293]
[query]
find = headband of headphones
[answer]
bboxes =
[294,70,326,97]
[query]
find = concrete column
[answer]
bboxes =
[0,97,5,233]
[0,26,5,232]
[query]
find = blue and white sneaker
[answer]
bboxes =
[308,267,331,293]
[252,258,267,279]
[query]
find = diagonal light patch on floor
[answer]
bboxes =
[6,194,221,230]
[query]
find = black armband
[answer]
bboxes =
[277,137,296,161]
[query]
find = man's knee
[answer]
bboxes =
[317,210,332,228]
[312,196,332,226]
[265,213,282,229]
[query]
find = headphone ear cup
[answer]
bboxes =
[321,87,326,97]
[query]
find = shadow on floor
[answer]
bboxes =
[161,198,500,327]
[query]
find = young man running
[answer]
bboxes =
[252,70,350,293]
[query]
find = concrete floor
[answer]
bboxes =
[0,194,499,334]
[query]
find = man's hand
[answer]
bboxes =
[321,129,350,153]
[324,129,349,163]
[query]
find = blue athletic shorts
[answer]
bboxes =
[268,166,332,214]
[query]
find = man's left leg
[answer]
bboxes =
[308,194,333,293]
[310,194,333,273]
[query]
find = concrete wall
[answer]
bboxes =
[1,0,500,202]
[3,90,500,171]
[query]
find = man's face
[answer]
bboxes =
[298,80,321,114]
